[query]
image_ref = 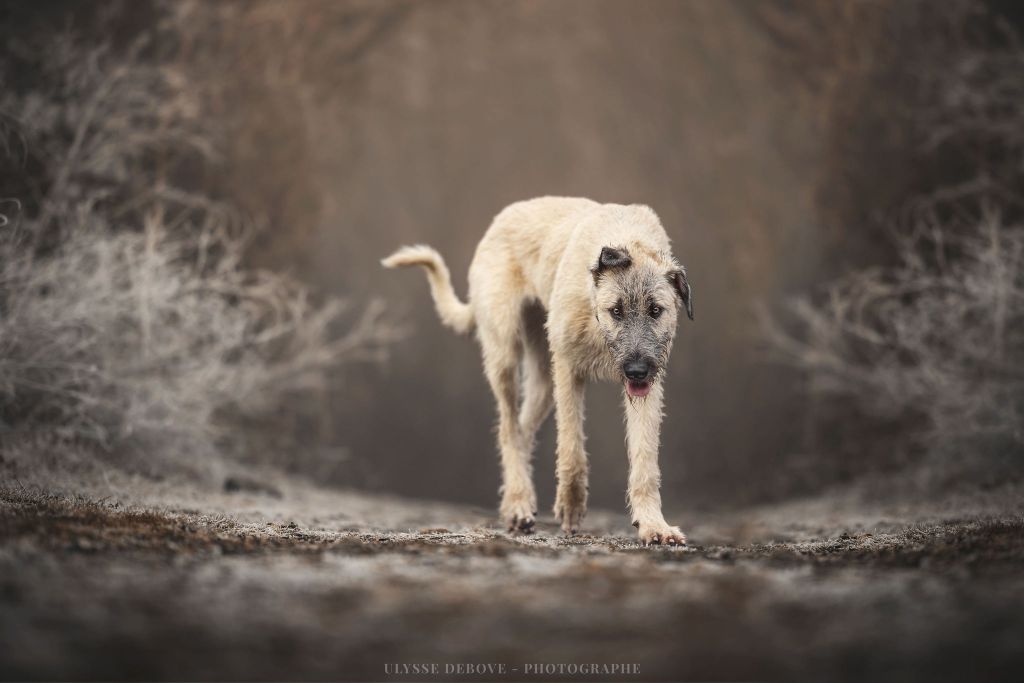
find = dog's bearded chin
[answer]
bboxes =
[625,380,652,398]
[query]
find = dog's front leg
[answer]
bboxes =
[552,358,588,534]
[625,382,686,545]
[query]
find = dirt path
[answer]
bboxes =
[2,481,1023,682]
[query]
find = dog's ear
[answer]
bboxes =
[592,246,632,282]
[669,268,693,321]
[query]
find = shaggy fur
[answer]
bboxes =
[383,196,693,544]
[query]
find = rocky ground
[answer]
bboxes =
[1,474,1023,682]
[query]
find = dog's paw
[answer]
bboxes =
[507,512,536,534]
[635,520,687,546]
[553,491,587,536]
[501,495,537,534]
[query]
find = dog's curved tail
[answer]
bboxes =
[382,245,475,335]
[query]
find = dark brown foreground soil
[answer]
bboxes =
[2,482,1023,682]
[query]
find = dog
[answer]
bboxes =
[382,197,693,545]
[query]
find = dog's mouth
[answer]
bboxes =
[625,379,652,398]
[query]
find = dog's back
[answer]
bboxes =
[468,196,600,310]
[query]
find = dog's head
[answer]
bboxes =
[591,244,692,398]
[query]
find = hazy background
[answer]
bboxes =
[2,0,1020,512]
[301,1,820,509]
[4,6,1023,680]
[216,0,824,510]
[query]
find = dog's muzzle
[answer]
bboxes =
[623,358,654,398]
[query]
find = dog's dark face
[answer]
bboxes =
[591,246,692,398]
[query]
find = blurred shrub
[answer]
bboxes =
[760,0,1024,479]
[763,214,1023,466]
[0,26,400,478]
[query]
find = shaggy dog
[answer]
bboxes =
[383,197,693,544]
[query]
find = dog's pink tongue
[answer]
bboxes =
[626,381,652,398]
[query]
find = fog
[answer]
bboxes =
[2,0,1020,515]
[192,0,828,509]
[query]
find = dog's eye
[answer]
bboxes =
[611,306,623,320]
[649,304,663,319]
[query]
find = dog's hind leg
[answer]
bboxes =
[480,325,537,533]
[518,302,553,452]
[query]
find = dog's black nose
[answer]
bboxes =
[623,359,652,381]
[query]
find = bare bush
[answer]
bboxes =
[762,213,1024,453]
[760,0,1024,476]
[0,214,399,464]
[0,26,400,477]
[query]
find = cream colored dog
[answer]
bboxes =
[383,197,693,545]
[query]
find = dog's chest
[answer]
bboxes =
[571,330,617,381]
